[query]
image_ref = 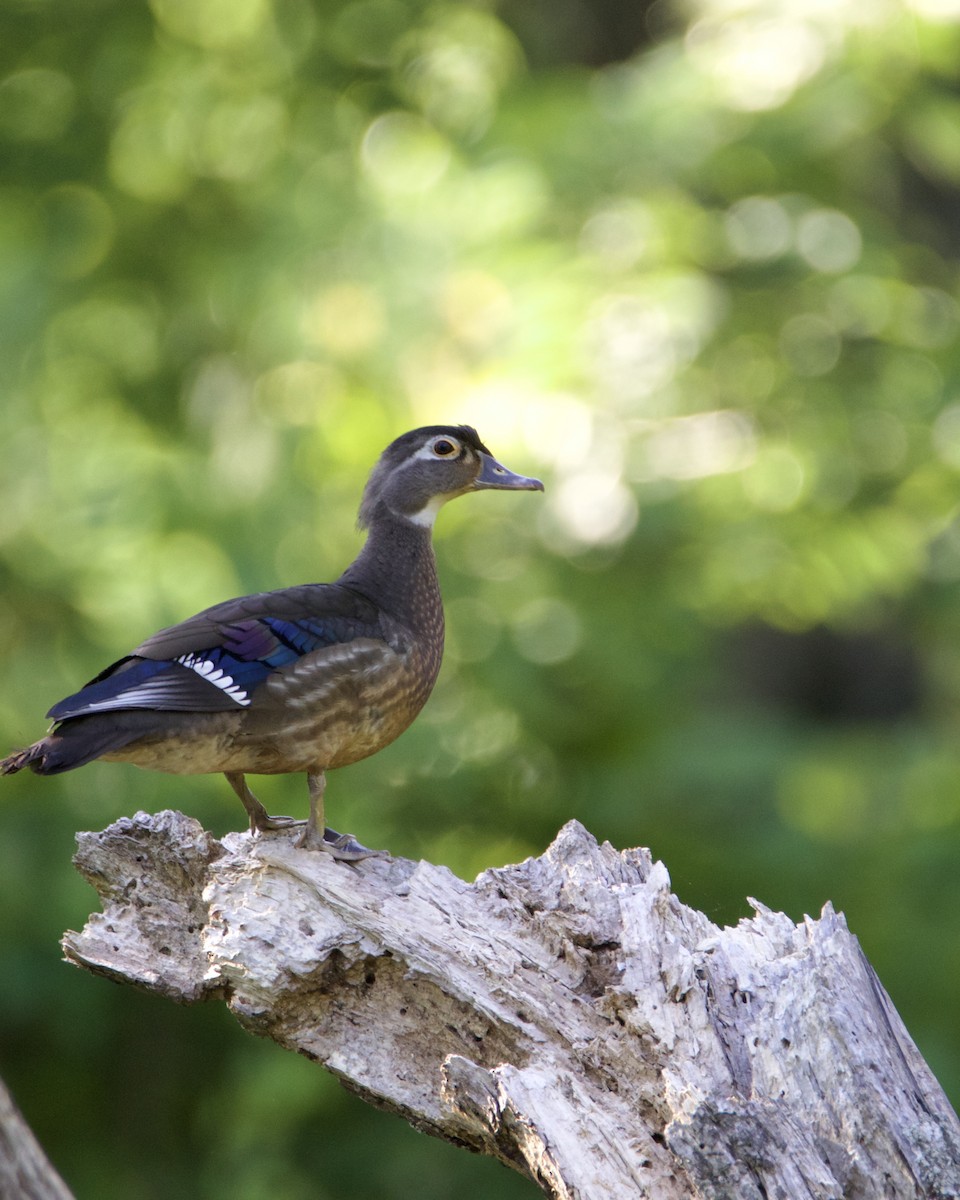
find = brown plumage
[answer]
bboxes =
[2,426,543,858]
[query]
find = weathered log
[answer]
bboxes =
[63,811,960,1199]
[0,1078,75,1200]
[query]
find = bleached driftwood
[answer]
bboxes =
[63,811,960,1199]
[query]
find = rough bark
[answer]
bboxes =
[0,1077,75,1200]
[63,810,960,1200]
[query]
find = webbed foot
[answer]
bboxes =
[296,824,386,861]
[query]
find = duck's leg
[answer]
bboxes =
[225,771,305,833]
[297,770,384,861]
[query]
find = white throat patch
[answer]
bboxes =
[407,493,450,527]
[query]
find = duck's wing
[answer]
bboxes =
[46,584,388,721]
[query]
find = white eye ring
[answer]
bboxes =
[431,437,460,458]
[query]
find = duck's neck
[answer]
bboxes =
[337,507,443,636]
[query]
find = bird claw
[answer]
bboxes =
[296,824,386,861]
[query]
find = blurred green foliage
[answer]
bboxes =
[3,0,960,1194]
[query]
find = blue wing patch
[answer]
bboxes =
[219,617,340,668]
[262,617,339,658]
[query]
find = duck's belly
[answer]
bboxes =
[102,706,418,775]
[103,729,241,774]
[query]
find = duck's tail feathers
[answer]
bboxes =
[0,742,48,775]
[1,720,141,776]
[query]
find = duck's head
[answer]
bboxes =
[358,425,544,529]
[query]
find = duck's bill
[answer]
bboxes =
[473,453,544,492]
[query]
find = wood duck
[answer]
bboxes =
[1,426,543,859]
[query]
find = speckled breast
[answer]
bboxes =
[232,620,444,774]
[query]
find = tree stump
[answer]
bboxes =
[62,811,960,1199]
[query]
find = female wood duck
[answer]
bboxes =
[1,426,543,859]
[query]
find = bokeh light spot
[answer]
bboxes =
[301,284,385,358]
[580,200,656,272]
[724,196,791,261]
[441,157,549,242]
[198,95,287,181]
[778,759,870,841]
[398,8,523,138]
[109,91,191,202]
[439,270,512,349]
[0,69,74,142]
[687,16,826,112]
[39,185,115,280]
[510,597,582,665]
[634,410,757,482]
[149,0,271,49]
[361,111,452,194]
[828,275,892,338]
[442,704,520,764]
[796,208,862,274]
[895,286,959,350]
[742,445,806,511]
[546,470,638,550]
[586,295,676,408]
[46,294,161,383]
[255,361,345,426]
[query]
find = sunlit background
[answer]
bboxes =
[3,0,960,1194]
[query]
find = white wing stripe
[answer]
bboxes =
[176,654,251,706]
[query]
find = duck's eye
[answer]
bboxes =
[431,438,459,458]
